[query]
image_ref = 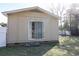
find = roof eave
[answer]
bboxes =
[2,6,59,19]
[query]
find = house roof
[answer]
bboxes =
[2,6,58,19]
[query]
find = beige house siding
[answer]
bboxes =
[7,11,58,43]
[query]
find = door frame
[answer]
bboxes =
[27,17,45,40]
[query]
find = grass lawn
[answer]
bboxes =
[44,36,79,56]
[0,36,79,56]
[0,43,57,56]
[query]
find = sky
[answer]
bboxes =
[0,0,79,23]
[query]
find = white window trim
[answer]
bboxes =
[27,17,45,40]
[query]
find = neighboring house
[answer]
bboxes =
[2,6,59,44]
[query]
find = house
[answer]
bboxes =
[2,6,59,44]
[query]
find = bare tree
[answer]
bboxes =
[50,4,66,30]
[66,3,79,35]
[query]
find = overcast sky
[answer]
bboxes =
[0,0,79,23]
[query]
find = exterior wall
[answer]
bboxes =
[7,11,58,43]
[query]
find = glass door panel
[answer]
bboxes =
[31,22,43,39]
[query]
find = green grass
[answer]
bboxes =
[0,43,56,56]
[0,36,79,56]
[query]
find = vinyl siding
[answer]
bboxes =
[7,11,58,43]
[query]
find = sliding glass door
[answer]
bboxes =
[31,22,43,39]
